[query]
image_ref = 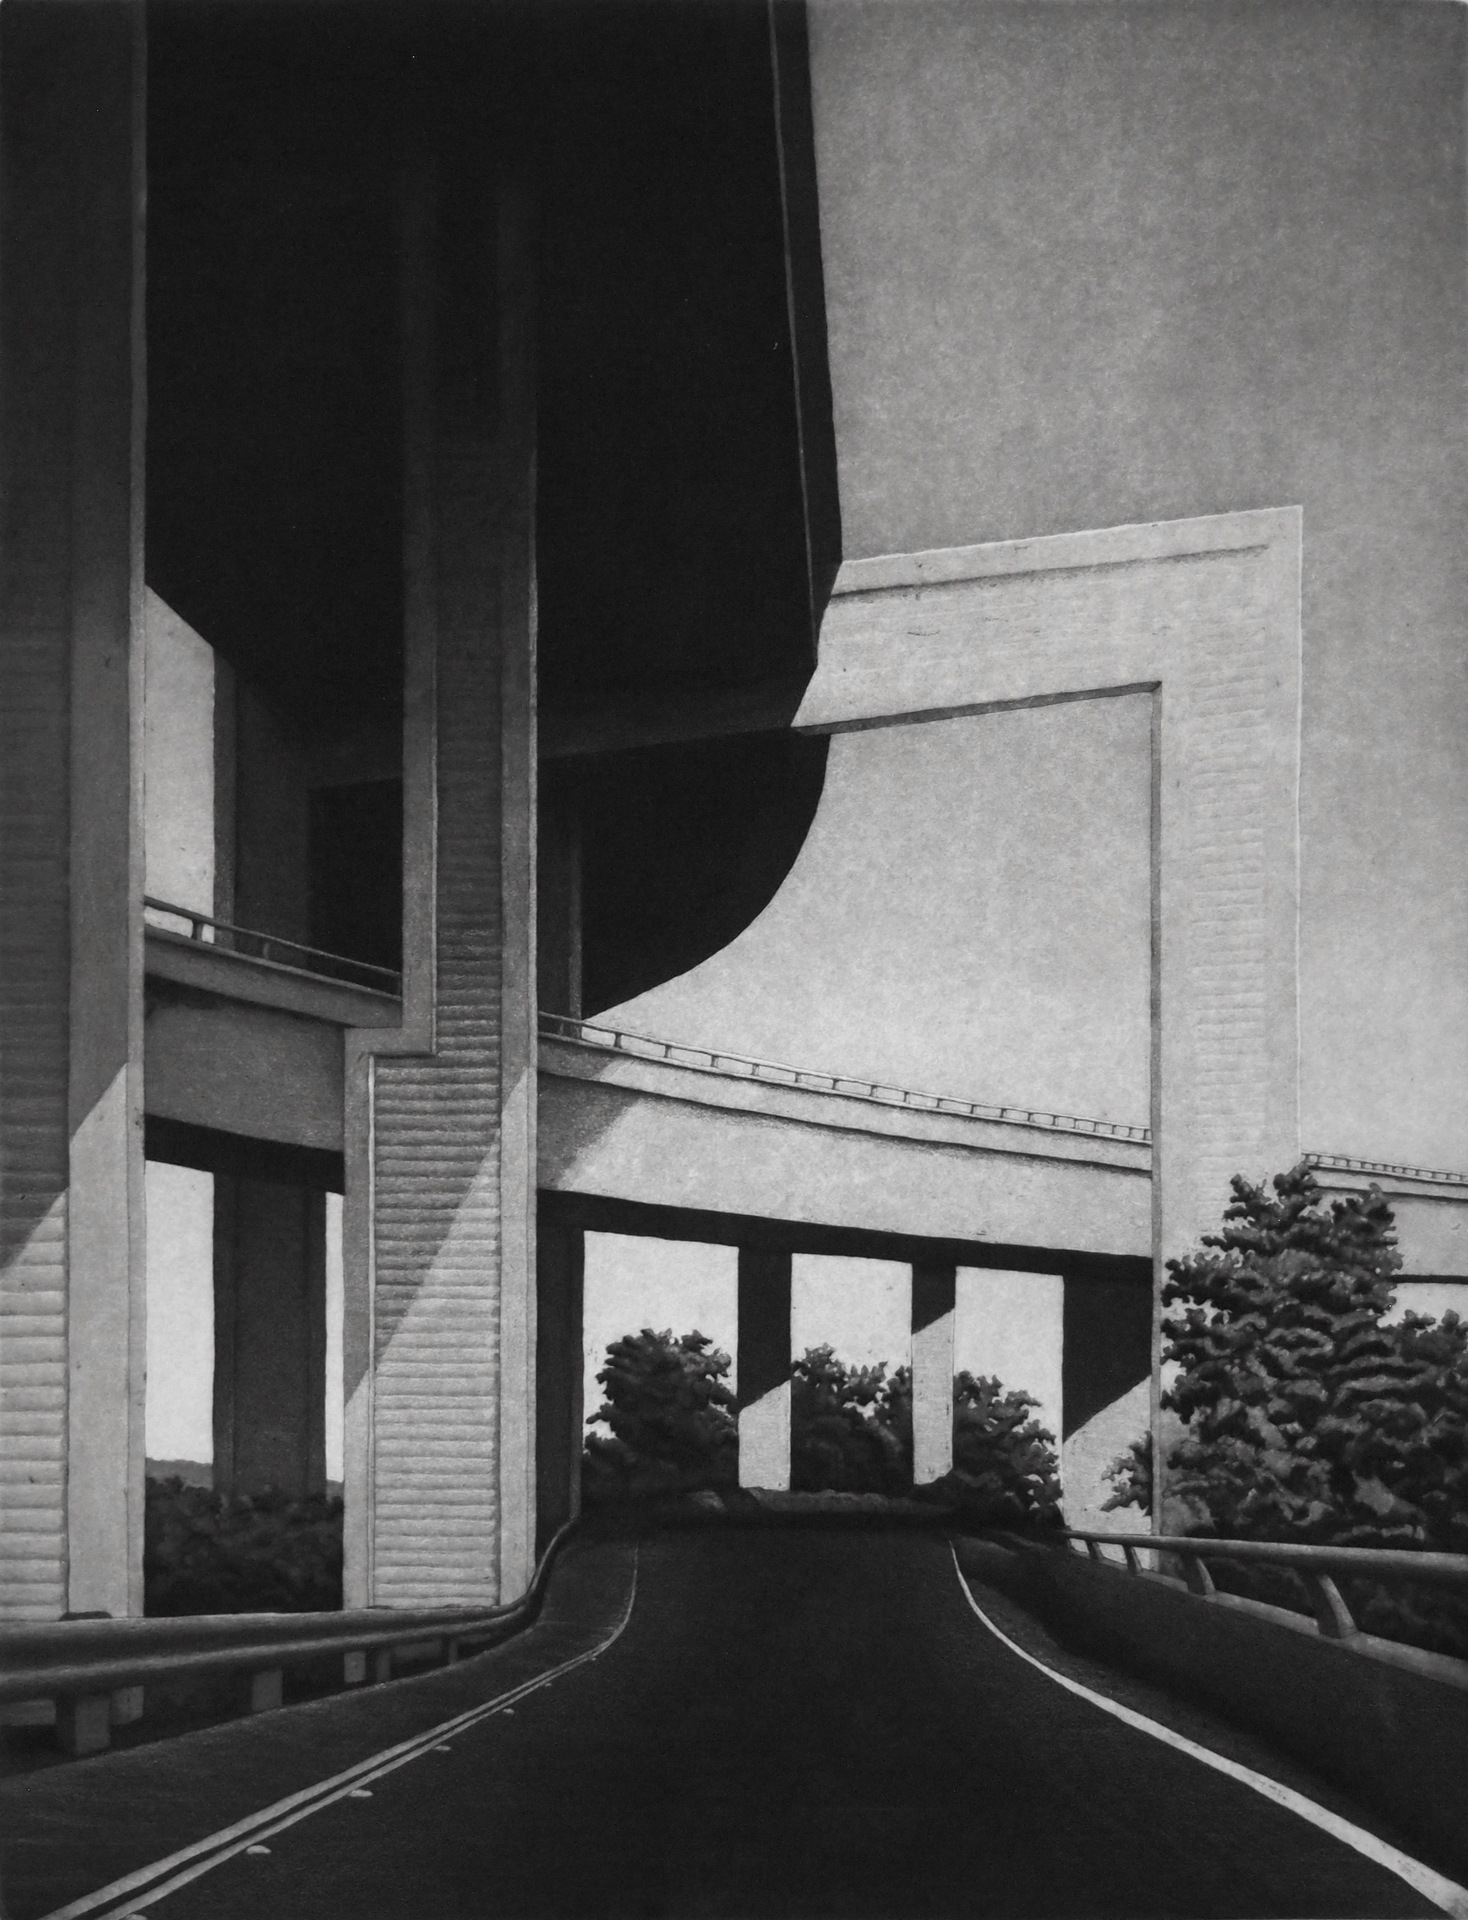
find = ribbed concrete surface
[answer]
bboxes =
[0,7,85,1622]
[371,456,505,1605]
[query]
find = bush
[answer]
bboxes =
[790,1346,910,1494]
[144,1477,343,1615]
[790,1348,1062,1524]
[582,1327,738,1501]
[1106,1161,1468,1656]
[582,1327,1065,1526]
[942,1372,1064,1528]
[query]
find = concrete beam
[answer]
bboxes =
[145,995,346,1152]
[144,931,401,1028]
[538,1046,1150,1258]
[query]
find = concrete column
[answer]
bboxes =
[213,1178,327,1497]
[737,1250,791,1490]
[0,2,147,1620]
[535,1218,584,1552]
[910,1262,956,1484]
[349,28,539,1608]
[1060,1271,1152,1531]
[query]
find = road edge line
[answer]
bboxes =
[949,1542,1468,1920]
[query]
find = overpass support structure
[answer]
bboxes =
[0,4,543,1620]
[339,81,539,1611]
[0,3,147,1621]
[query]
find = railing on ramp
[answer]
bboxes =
[1065,1528,1468,1688]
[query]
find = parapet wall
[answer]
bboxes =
[964,1540,1468,1885]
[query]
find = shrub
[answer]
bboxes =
[581,1327,1065,1524]
[582,1327,738,1501]
[1106,1161,1468,1655]
[144,1477,343,1615]
[942,1372,1064,1528]
[790,1346,910,1494]
[1152,1160,1468,1550]
[789,1347,1063,1523]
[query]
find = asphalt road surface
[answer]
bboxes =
[1,1525,1459,1920]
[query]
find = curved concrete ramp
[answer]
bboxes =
[538,1032,1150,1255]
[599,694,1152,1132]
[541,694,1152,1252]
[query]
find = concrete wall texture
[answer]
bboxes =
[142,591,213,919]
[982,1539,1468,1884]
[0,3,146,1620]
[608,694,1152,1130]
[805,0,1468,1175]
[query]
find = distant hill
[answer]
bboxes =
[146,1458,212,1488]
[145,1460,344,1500]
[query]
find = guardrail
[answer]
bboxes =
[1066,1529,1468,1679]
[0,1521,575,1757]
[540,1013,1153,1144]
[1305,1152,1468,1190]
[144,896,402,998]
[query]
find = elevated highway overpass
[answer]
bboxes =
[537,1015,1152,1259]
[140,911,1468,1539]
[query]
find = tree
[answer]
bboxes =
[582,1328,738,1500]
[789,1347,1063,1523]
[144,1478,344,1615]
[790,1346,910,1494]
[1113,1161,1468,1553]
[945,1373,1064,1528]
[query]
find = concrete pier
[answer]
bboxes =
[737,1251,792,1490]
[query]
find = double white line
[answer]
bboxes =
[40,1552,639,1920]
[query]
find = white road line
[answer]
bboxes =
[949,1543,1468,1920]
[39,1550,640,1920]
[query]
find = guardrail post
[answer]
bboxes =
[1182,1556,1216,1597]
[343,1650,368,1685]
[372,1648,394,1684]
[110,1685,143,1725]
[248,1669,284,1713]
[56,1695,112,1757]
[1305,1571,1359,1640]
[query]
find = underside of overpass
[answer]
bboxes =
[129,0,872,1609]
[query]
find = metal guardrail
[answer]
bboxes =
[1066,1529,1468,1649]
[144,896,402,997]
[0,1520,576,1754]
[1305,1152,1468,1190]
[540,1013,1153,1144]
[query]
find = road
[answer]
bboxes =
[1,1523,1459,1919]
